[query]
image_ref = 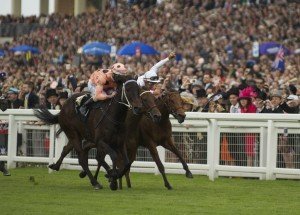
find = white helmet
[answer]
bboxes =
[144,71,160,83]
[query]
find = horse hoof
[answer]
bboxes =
[166,185,173,190]
[48,164,59,171]
[186,171,193,179]
[79,171,87,178]
[94,183,103,190]
[109,181,118,191]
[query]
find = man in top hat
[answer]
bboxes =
[228,87,240,113]
[45,89,58,110]
[56,91,68,110]
[196,89,209,112]
[254,91,268,113]
[7,87,23,109]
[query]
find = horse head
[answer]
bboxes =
[0,95,9,112]
[140,89,161,123]
[160,90,186,124]
[113,73,143,115]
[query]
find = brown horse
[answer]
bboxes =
[34,74,144,190]
[119,90,193,190]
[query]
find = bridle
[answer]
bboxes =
[118,79,137,109]
[140,90,158,115]
[160,91,185,116]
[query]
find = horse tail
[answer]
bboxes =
[56,128,63,138]
[34,108,59,125]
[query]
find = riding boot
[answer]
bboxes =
[0,161,10,176]
[79,97,94,117]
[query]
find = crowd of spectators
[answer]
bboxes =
[0,0,299,113]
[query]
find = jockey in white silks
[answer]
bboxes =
[137,52,176,91]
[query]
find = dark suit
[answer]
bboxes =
[24,92,39,109]
[8,99,23,109]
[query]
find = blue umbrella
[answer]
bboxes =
[10,45,40,54]
[82,42,111,55]
[0,49,4,57]
[117,41,159,56]
[83,47,111,56]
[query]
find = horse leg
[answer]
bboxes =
[94,150,112,180]
[79,141,97,178]
[116,143,132,179]
[148,143,172,190]
[49,141,73,171]
[163,137,193,178]
[125,170,131,188]
[73,138,102,190]
[97,141,119,190]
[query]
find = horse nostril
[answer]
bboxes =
[133,107,140,114]
[154,115,161,122]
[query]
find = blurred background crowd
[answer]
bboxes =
[0,0,299,113]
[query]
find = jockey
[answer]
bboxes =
[137,52,176,91]
[79,63,127,116]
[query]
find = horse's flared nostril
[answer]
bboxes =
[133,107,141,115]
[153,115,161,123]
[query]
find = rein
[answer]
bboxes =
[140,90,158,115]
[161,92,184,116]
[118,80,137,109]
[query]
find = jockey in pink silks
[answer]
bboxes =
[79,63,127,116]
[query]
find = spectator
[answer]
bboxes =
[228,87,240,113]
[0,161,10,176]
[195,89,209,112]
[238,87,257,167]
[45,89,58,110]
[56,91,68,110]
[19,81,39,109]
[7,87,23,109]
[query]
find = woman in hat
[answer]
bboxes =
[180,92,198,112]
[238,86,257,167]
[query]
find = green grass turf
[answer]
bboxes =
[0,167,299,215]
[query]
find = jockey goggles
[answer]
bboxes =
[145,76,160,83]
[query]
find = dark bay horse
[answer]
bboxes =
[119,90,193,190]
[34,74,143,190]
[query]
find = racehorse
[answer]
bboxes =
[118,90,193,190]
[87,90,193,190]
[34,74,144,190]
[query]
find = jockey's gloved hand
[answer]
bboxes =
[168,52,176,59]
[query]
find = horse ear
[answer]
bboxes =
[113,73,133,84]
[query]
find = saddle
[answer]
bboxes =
[75,94,110,122]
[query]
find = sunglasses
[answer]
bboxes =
[148,76,159,81]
